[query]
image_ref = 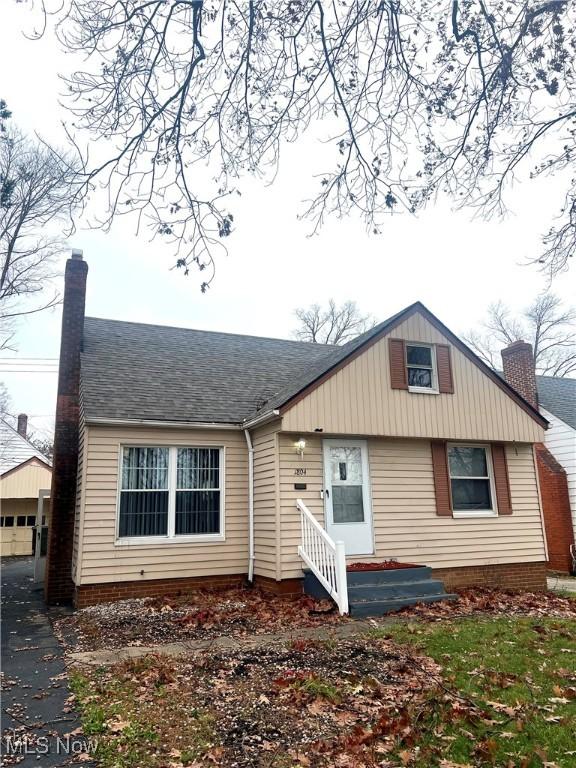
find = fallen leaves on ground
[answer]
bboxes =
[55,586,576,654]
[55,588,340,652]
[398,587,576,621]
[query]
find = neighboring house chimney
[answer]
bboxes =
[45,250,88,605]
[501,340,538,409]
[17,413,28,438]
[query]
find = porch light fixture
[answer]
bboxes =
[295,438,306,458]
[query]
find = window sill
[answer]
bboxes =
[115,534,225,547]
[452,510,497,519]
[408,386,439,395]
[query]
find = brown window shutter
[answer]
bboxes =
[389,338,408,390]
[491,444,512,514]
[436,344,454,394]
[431,441,452,516]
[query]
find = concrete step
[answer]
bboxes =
[349,592,458,618]
[347,579,447,602]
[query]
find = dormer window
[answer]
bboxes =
[406,343,438,393]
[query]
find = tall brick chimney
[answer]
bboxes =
[17,413,28,438]
[45,250,88,605]
[501,340,538,410]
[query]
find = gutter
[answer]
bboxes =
[244,429,255,582]
[241,409,280,430]
[85,417,241,430]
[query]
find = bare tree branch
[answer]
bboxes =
[464,293,576,377]
[0,124,83,348]
[294,298,375,345]
[19,1,576,283]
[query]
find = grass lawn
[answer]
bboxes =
[69,611,576,767]
[382,616,576,767]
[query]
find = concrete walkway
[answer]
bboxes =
[69,617,378,666]
[1,558,95,765]
[547,575,576,593]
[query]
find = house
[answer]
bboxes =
[500,344,575,574]
[0,416,52,556]
[45,253,551,610]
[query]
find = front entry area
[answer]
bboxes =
[323,439,373,556]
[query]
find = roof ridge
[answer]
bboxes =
[84,316,336,350]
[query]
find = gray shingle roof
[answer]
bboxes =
[537,375,576,430]
[253,306,409,415]
[82,304,548,428]
[81,318,336,424]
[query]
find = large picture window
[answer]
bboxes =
[118,446,223,541]
[448,444,495,515]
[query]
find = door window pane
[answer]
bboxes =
[332,486,365,523]
[330,447,362,484]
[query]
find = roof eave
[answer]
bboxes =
[85,417,243,430]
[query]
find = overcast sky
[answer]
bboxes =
[1,5,574,441]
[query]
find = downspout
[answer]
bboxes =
[244,429,255,582]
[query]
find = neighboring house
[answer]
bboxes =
[46,254,551,610]
[538,375,576,535]
[500,343,575,574]
[0,416,52,556]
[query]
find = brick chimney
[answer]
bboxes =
[501,340,538,410]
[45,250,88,605]
[17,413,28,438]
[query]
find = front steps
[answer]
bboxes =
[304,565,457,617]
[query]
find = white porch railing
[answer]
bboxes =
[296,498,348,615]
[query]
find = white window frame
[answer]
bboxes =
[448,443,498,518]
[406,342,439,395]
[115,444,226,545]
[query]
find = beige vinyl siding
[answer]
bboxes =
[277,433,546,579]
[78,425,249,585]
[251,420,281,579]
[281,313,544,444]
[0,462,52,499]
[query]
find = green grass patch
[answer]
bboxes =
[70,659,216,768]
[384,616,576,767]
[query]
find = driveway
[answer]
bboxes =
[1,557,94,765]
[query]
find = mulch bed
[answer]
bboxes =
[347,561,421,571]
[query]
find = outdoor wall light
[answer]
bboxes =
[294,438,306,458]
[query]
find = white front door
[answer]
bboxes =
[323,440,373,556]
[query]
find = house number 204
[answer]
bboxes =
[294,468,307,476]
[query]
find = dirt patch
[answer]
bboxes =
[71,635,443,767]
